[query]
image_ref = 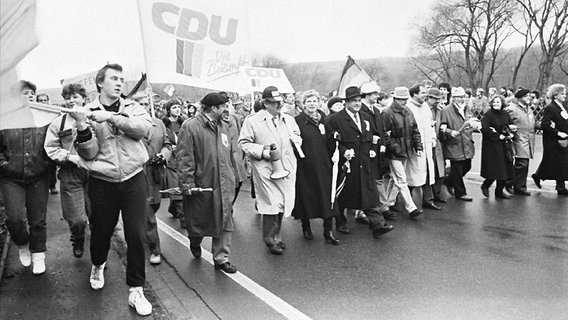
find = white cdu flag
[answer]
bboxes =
[137,0,251,91]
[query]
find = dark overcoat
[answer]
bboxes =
[162,116,185,201]
[439,103,475,161]
[480,108,514,180]
[429,103,446,177]
[381,101,423,160]
[176,113,236,237]
[292,111,339,220]
[325,109,378,210]
[535,101,568,180]
[360,102,389,177]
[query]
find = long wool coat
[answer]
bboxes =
[239,109,301,216]
[506,101,535,159]
[325,109,379,210]
[360,102,388,178]
[480,108,514,180]
[292,111,339,220]
[176,113,236,237]
[142,118,172,205]
[406,100,436,187]
[429,103,446,178]
[535,101,568,180]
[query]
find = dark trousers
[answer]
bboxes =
[509,157,529,191]
[89,172,147,287]
[146,203,161,255]
[301,217,333,233]
[336,205,385,230]
[262,213,283,245]
[449,159,472,198]
[49,166,57,189]
[59,166,90,245]
[482,179,506,195]
[0,177,49,252]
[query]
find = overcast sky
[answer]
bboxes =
[18,0,437,89]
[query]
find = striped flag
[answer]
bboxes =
[337,56,372,98]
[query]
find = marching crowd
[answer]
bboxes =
[1,63,567,316]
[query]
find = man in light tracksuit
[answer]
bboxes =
[65,63,153,316]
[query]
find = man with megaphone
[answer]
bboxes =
[239,86,302,255]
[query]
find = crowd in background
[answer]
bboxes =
[1,62,567,316]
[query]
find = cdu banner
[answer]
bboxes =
[137,0,250,90]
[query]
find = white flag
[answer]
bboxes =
[137,0,251,91]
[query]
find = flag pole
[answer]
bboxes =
[136,0,155,118]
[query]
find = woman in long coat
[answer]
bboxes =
[480,95,515,198]
[292,90,339,245]
[532,84,568,195]
[162,100,186,227]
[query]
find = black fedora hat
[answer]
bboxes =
[344,86,362,100]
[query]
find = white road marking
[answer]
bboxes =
[157,219,313,320]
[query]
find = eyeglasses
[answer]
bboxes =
[139,102,149,106]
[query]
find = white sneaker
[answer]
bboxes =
[18,245,31,267]
[149,253,161,265]
[31,252,46,275]
[90,262,106,290]
[128,286,152,316]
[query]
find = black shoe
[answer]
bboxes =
[495,192,512,199]
[433,197,447,203]
[72,243,84,258]
[558,189,568,196]
[215,262,237,273]
[481,186,489,198]
[323,231,339,245]
[372,224,394,238]
[355,216,370,225]
[409,209,423,218]
[457,195,473,201]
[302,227,314,240]
[336,225,350,234]
[278,241,286,250]
[267,243,283,255]
[382,210,398,220]
[423,202,441,210]
[505,186,514,194]
[389,206,402,213]
[514,188,531,196]
[190,245,202,258]
[532,174,541,189]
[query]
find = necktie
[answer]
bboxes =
[272,116,278,128]
[354,112,361,130]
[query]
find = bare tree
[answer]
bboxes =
[413,0,515,90]
[251,53,287,68]
[509,6,538,88]
[515,0,568,92]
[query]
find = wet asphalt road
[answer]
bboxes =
[155,133,567,319]
[156,176,568,320]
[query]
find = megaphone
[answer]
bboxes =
[269,143,289,179]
